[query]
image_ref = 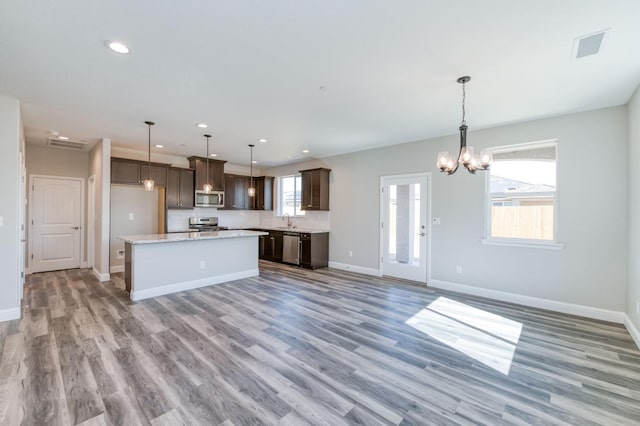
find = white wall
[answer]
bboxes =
[262,106,628,313]
[0,95,21,320]
[110,186,158,271]
[627,84,640,337]
[89,139,111,281]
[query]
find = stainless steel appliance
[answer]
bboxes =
[195,190,224,208]
[282,232,301,265]
[188,216,228,231]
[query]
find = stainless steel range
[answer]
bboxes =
[188,217,228,232]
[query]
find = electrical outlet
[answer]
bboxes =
[116,249,125,259]
[128,213,135,221]
[456,265,462,274]
[432,217,441,225]
[349,250,353,257]
[200,261,206,269]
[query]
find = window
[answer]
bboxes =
[277,175,305,217]
[486,141,557,242]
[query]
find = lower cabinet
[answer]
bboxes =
[257,230,328,269]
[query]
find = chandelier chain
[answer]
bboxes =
[461,81,466,126]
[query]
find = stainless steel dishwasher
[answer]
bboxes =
[282,233,301,265]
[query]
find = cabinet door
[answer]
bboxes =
[300,234,312,267]
[272,231,283,262]
[167,168,180,208]
[254,177,273,211]
[210,161,225,191]
[179,169,195,208]
[193,158,208,191]
[112,160,141,185]
[140,164,168,187]
[301,171,313,209]
[234,176,248,209]
[224,174,236,208]
[258,235,267,259]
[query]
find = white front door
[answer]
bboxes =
[381,173,429,282]
[30,176,83,273]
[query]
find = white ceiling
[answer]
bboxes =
[1,0,639,167]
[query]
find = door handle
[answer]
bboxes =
[71,226,80,230]
[417,232,425,236]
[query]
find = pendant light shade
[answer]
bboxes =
[248,144,255,197]
[143,121,155,191]
[203,134,213,194]
[436,76,492,174]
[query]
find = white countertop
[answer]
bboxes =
[120,230,268,245]
[230,226,329,234]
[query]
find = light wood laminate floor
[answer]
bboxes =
[1,262,639,425]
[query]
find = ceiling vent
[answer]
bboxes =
[573,29,609,60]
[47,137,88,150]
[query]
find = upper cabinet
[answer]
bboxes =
[223,173,250,210]
[167,167,195,209]
[300,168,331,211]
[188,156,226,192]
[111,158,168,187]
[253,176,274,211]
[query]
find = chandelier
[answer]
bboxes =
[436,76,492,174]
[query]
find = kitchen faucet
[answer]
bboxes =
[283,213,293,228]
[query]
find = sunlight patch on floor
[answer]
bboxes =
[405,297,523,375]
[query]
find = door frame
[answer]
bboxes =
[28,174,85,273]
[87,175,95,269]
[379,172,432,283]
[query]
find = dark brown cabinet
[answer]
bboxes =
[111,158,168,187]
[223,173,251,209]
[187,156,226,192]
[167,167,195,209]
[252,176,274,211]
[265,230,283,262]
[300,168,331,211]
[300,232,329,269]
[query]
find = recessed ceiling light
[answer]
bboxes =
[210,153,217,157]
[154,144,164,148]
[197,123,208,129]
[105,41,130,54]
[302,149,309,153]
[258,138,267,143]
[58,136,69,140]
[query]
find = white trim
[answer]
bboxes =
[81,261,88,268]
[624,315,640,350]
[480,238,565,250]
[0,308,21,322]
[329,262,382,277]
[93,267,110,282]
[87,175,95,269]
[428,278,624,323]
[130,269,259,301]
[110,265,125,273]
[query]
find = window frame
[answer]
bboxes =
[276,174,306,217]
[482,139,564,249]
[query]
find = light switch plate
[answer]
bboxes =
[0,216,3,227]
[432,217,441,225]
[128,213,135,221]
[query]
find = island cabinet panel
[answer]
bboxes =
[111,158,168,187]
[223,173,250,209]
[167,167,195,209]
[252,176,274,211]
[300,168,331,211]
[188,156,226,192]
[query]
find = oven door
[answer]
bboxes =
[195,191,224,207]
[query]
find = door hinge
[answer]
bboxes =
[31,220,34,225]
[381,187,384,193]
[381,256,383,263]
[31,254,33,260]
[381,222,383,228]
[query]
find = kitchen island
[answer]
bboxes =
[120,230,268,301]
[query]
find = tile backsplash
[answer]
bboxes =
[167,208,330,231]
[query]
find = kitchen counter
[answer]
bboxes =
[120,230,267,301]
[120,230,267,244]
[229,226,329,234]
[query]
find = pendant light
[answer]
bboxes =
[203,134,213,194]
[436,76,492,174]
[143,121,155,191]
[248,144,255,197]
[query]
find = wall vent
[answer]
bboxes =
[47,137,88,150]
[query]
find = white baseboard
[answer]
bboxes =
[130,269,259,302]
[624,314,640,350]
[429,278,625,324]
[0,307,21,322]
[93,267,110,282]
[329,262,382,277]
[81,261,88,268]
[110,265,125,273]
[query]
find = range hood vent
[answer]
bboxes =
[47,137,88,150]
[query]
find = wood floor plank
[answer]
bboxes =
[11,264,640,425]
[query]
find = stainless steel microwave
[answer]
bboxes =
[195,190,224,208]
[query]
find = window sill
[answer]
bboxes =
[480,238,565,250]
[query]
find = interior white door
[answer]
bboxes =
[31,176,82,272]
[381,174,429,282]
